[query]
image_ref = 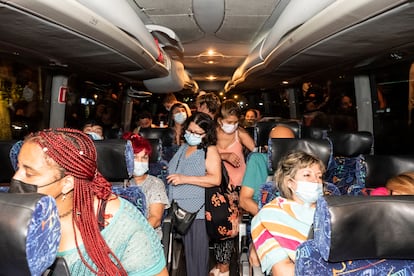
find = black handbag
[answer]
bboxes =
[171,200,203,236]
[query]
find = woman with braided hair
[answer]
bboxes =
[10,128,168,276]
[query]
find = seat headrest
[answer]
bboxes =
[139,128,174,147]
[301,126,330,139]
[313,196,414,262]
[270,138,331,170]
[364,155,414,188]
[0,193,61,275]
[94,139,134,181]
[328,131,373,157]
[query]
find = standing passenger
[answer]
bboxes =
[167,112,221,276]
[168,102,192,146]
[211,99,255,276]
[10,128,167,275]
[162,92,191,123]
[196,92,221,119]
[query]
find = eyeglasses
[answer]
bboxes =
[185,129,205,138]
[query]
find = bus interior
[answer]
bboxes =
[1,0,414,275]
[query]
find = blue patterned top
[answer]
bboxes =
[168,144,206,219]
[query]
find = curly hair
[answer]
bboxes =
[27,128,127,275]
[182,112,217,149]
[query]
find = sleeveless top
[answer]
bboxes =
[217,130,246,187]
[168,143,206,219]
[56,198,166,275]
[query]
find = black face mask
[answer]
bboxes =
[9,177,63,193]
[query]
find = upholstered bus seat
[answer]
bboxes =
[269,138,331,171]
[94,139,134,182]
[324,131,373,195]
[295,196,414,275]
[365,155,414,188]
[0,193,61,276]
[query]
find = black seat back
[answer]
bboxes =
[364,155,414,188]
[301,126,330,139]
[94,139,133,182]
[270,138,331,171]
[328,131,373,157]
[314,196,414,261]
[0,193,62,275]
[139,127,174,147]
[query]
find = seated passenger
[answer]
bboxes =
[133,111,157,134]
[243,109,258,127]
[239,124,295,270]
[10,128,167,276]
[240,125,295,215]
[370,171,414,195]
[122,132,170,238]
[251,151,325,276]
[82,119,104,140]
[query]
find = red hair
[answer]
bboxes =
[28,128,126,275]
[122,132,152,156]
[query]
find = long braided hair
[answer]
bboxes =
[27,128,127,275]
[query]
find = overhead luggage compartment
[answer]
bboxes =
[0,0,169,82]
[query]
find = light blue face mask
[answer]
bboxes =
[173,112,187,124]
[86,131,104,140]
[184,132,202,146]
[133,161,149,176]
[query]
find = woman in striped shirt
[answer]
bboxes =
[251,151,325,276]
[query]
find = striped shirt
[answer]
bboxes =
[251,197,315,275]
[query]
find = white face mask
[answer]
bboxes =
[221,122,238,134]
[173,112,187,124]
[294,180,323,206]
[133,161,149,176]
